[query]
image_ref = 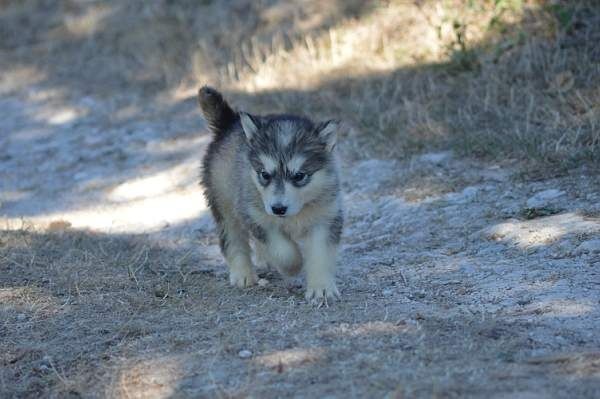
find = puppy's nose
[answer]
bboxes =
[271,204,288,216]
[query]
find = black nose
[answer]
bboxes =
[271,205,288,216]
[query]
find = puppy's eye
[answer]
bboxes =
[292,172,307,184]
[258,170,271,186]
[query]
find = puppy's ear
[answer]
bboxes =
[198,86,236,134]
[239,112,259,141]
[316,120,339,152]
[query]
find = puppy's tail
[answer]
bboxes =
[198,86,237,136]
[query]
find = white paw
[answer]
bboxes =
[305,280,340,306]
[229,268,258,288]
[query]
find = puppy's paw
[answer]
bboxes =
[305,280,340,307]
[229,268,258,288]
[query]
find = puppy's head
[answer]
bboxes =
[240,113,339,217]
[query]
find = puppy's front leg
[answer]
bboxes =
[304,223,340,304]
[221,220,257,288]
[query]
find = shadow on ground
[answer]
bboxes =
[1,227,599,397]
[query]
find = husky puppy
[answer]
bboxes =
[198,86,343,304]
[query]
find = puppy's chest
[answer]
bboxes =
[280,219,311,240]
[278,205,337,239]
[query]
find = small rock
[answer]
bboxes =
[526,189,565,208]
[257,278,269,287]
[238,349,252,359]
[574,239,600,255]
[382,288,393,297]
[16,313,26,321]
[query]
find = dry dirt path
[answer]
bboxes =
[1,80,600,398]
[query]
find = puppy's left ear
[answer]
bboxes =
[316,120,340,152]
[239,112,260,141]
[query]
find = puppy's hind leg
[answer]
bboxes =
[219,219,257,288]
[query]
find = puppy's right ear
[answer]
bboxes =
[197,86,236,134]
[239,112,259,141]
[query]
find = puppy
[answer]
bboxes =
[198,86,343,304]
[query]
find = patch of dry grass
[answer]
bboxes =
[1,0,597,166]
[201,0,599,166]
[0,228,205,397]
[4,227,597,398]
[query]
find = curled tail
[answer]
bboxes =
[197,86,238,135]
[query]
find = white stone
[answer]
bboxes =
[238,349,253,359]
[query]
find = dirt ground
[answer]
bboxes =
[2,1,600,398]
[2,78,600,398]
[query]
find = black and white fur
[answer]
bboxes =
[198,86,343,304]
